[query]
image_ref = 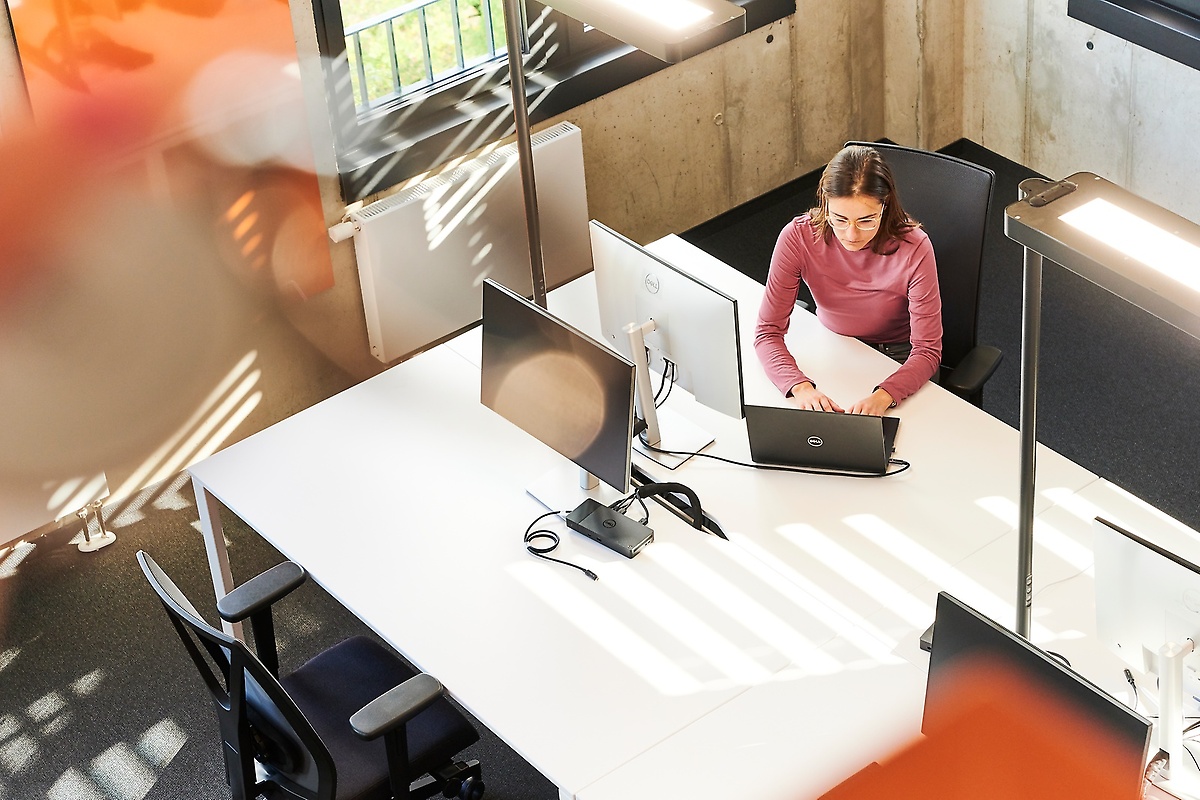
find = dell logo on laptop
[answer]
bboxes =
[807,435,824,447]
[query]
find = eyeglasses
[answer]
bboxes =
[827,207,884,231]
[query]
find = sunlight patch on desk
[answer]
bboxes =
[643,545,841,675]
[595,553,775,685]
[1041,486,1105,522]
[1054,481,1200,543]
[976,496,1093,571]
[1031,517,1093,572]
[729,536,900,661]
[509,562,706,695]
[846,514,957,582]
[779,524,931,628]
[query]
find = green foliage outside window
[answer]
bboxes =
[344,0,507,107]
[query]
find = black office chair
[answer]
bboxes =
[137,551,484,800]
[845,140,1002,406]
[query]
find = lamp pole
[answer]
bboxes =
[1006,173,1200,638]
[502,0,548,309]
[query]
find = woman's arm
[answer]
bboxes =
[875,237,943,405]
[755,222,812,396]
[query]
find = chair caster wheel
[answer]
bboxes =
[457,776,484,800]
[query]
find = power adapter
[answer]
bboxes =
[566,499,654,559]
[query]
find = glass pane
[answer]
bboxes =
[424,0,461,81]
[392,13,430,90]
[460,0,502,65]
[355,23,395,103]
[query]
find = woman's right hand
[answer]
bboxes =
[788,382,844,413]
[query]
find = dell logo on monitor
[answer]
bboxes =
[644,273,661,294]
[807,435,823,447]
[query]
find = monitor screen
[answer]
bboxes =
[480,279,636,494]
[590,220,744,420]
[1093,516,1200,690]
[924,591,1151,791]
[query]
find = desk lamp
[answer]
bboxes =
[1005,173,1200,638]
[501,0,747,307]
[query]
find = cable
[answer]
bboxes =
[638,434,912,478]
[654,359,676,408]
[1125,668,1139,712]
[609,491,650,525]
[523,509,598,580]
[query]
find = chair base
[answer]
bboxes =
[431,759,483,800]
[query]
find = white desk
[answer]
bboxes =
[190,238,1114,800]
[189,339,887,798]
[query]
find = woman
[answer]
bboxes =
[754,144,942,416]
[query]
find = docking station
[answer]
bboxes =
[566,499,653,559]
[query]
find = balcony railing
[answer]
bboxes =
[345,0,504,111]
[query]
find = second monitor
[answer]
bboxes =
[590,220,744,466]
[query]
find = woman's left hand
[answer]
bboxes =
[847,388,895,416]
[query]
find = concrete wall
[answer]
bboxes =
[964,0,1200,224]
[884,0,964,151]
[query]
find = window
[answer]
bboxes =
[312,0,794,201]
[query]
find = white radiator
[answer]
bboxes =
[346,122,592,363]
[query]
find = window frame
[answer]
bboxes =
[311,0,795,202]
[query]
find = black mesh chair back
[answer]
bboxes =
[846,141,1001,404]
[137,551,482,800]
[138,551,334,799]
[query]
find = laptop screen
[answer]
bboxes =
[743,405,898,474]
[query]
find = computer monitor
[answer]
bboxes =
[1093,515,1200,790]
[590,220,744,466]
[480,279,636,509]
[925,592,1151,796]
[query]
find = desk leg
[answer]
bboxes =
[192,475,243,640]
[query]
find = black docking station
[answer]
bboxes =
[566,499,653,559]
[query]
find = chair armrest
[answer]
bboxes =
[216,561,306,623]
[350,673,444,741]
[942,345,1002,397]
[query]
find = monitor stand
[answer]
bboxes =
[526,465,625,516]
[1153,641,1200,800]
[626,320,714,469]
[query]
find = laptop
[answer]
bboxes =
[744,404,900,474]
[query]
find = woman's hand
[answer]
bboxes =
[789,382,844,413]
[847,388,895,416]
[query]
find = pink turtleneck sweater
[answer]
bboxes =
[754,214,942,405]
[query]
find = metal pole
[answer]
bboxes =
[502,0,547,308]
[1016,243,1042,638]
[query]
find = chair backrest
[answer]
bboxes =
[137,551,336,800]
[845,141,996,370]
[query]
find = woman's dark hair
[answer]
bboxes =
[809,145,918,255]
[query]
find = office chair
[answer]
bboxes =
[137,551,484,800]
[845,141,1002,407]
